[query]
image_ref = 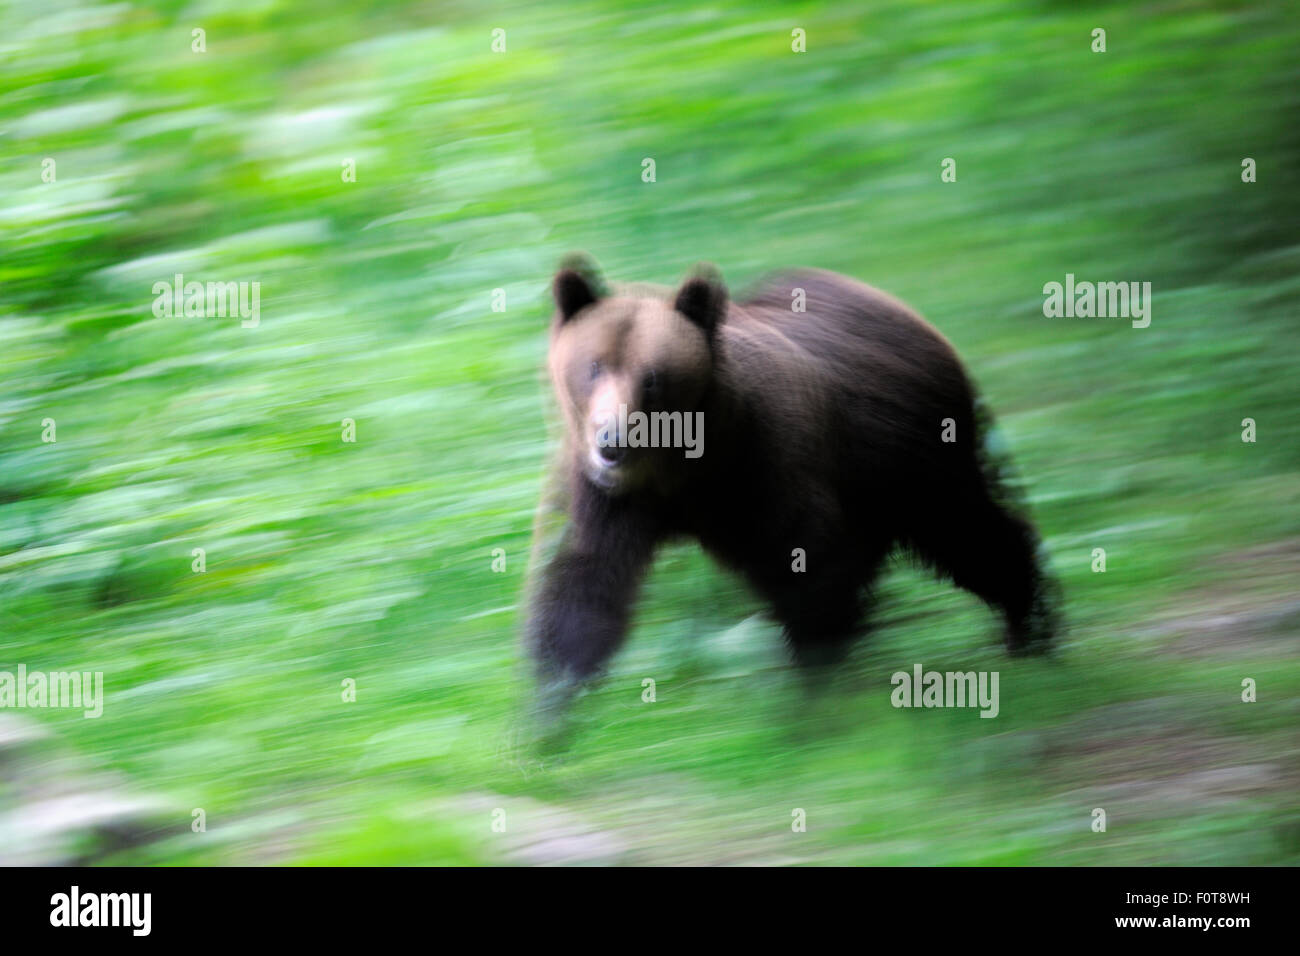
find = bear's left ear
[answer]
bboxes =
[673,266,727,340]
[553,254,606,323]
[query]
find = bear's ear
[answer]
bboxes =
[553,255,605,323]
[673,266,727,339]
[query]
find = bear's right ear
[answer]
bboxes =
[673,265,727,340]
[553,256,605,323]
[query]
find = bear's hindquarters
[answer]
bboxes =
[901,411,1060,654]
[909,492,1057,652]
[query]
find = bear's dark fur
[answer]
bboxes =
[527,260,1059,691]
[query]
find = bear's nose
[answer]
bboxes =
[598,441,625,464]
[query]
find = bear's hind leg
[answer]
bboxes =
[908,495,1059,654]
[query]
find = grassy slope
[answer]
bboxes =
[1,1,1297,863]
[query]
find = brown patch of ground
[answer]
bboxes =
[1141,538,1300,658]
[1025,698,1298,825]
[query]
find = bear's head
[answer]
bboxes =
[547,258,727,496]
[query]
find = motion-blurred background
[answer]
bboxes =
[1,0,1297,864]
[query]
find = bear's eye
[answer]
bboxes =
[642,369,658,394]
[589,359,601,380]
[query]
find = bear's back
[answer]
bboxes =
[725,269,967,401]
[710,269,977,503]
[736,270,952,359]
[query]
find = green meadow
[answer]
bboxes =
[1,1,1297,864]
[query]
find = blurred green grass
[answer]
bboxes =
[1,0,1298,864]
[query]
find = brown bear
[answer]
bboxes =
[526,257,1059,696]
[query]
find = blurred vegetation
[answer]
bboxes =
[1,0,1298,864]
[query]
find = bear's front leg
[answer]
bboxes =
[525,484,659,703]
